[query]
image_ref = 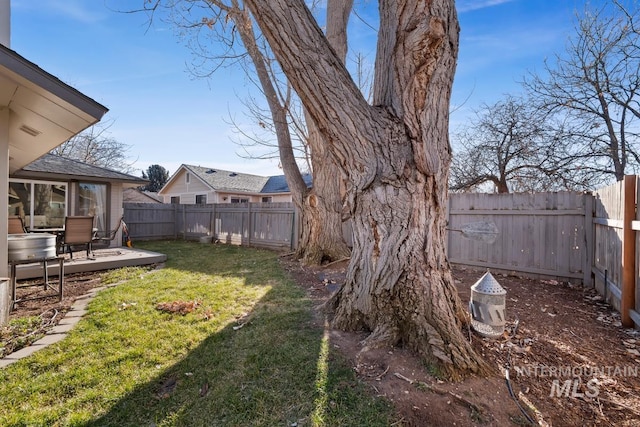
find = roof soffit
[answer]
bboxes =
[0,45,108,174]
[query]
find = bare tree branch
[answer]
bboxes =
[524,1,640,182]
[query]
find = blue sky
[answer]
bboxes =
[9,0,588,178]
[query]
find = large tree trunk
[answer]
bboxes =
[234,3,350,265]
[295,0,353,264]
[332,158,483,379]
[245,0,488,378]
[297,117,351,264]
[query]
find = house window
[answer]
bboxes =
[261,196,272,203]
[171,196,180,204]
[230,197,249,203]
[9,180,67,229]
[196,194,207,204]
[77,182,108,233]
[186,172,190,184]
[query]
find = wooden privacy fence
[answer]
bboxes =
[125,185,640,329]
[591,176,640,329]
[447,192,593,286]
[123,202,297,250]
[126,195,594,283]
[447,186,640,329]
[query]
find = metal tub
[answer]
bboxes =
[8,234,57,261]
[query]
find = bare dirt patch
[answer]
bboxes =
[1,271,105,358]
[281,256,640,426]
[8,271,104,320]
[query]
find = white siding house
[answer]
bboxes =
[158,165,312,204]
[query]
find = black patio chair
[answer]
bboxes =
[93,216,125,247]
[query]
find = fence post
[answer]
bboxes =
[173,203,178,240]
[182,204,186,240]
[290,207,296,251]
[583,192,594,287]
[211,203,217,238]
[240,204,245,245]
[622,176,637,327]
[247,203,252,246]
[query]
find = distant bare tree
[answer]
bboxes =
[450,96,594,193]
[524,1,640,183]
[227,92,312,173]
[50,120,136,173]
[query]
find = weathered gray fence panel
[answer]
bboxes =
[214,203,246,246]
[248,203,296,249]
[447,192,591,283]
[181,204,216,239]
[123,203,177,240]
[125,202,296,250]
[593,180,625,312]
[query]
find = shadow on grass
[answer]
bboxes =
[79,241,395,427]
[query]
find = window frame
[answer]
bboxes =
[8,178,68,230]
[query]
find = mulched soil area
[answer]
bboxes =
[281,257,640,427]
[1,271,104,358]
[8,271,103,320]
[4,256,640,426]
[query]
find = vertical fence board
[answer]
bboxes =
[631,177,640,328]
[447,192,589,281]
[593,180,625,311]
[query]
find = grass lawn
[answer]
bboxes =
[0,241,396,427]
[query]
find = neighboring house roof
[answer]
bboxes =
[188,165,269,193]
[11,153,148,185]
[160,164,312,195]
[261,173,313,193]
[123,188,162,203]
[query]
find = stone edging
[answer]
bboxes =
[0,284,115,368]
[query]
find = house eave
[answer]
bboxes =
[0,44,109,174]
[10,170,147,185]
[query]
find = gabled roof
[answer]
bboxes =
[185,165,269,193]
[11,153,148,185]
[124,188,162,203]
[160,164,312,195]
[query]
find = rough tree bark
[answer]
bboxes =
[297,117,351,264]
[245,0,488,378]
[296,0,353,264]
